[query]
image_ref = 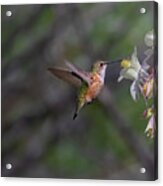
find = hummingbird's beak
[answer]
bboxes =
[104,59,123,65]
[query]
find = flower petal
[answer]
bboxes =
[117,76,123,82]
[145,115,155,138]
[144,30,154,47]
[144,48,153,56]
[123,68,138,80]
[143,78,154,99]
[131,47,141,72]
[117,69,126,82]
[130,80,139,101]
[118,68,138,82]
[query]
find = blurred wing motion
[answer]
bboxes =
[48,67,82,87]
[65,60,91,86]
[48,60,91,87]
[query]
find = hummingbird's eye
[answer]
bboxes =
[100,63,104,67]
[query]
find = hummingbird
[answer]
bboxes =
[48,59,121,120]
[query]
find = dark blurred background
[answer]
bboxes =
[1,2,156,180]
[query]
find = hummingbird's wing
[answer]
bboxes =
[65,60,91,86]
[48,67,82,87]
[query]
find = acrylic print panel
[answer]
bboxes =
[1,1,158,180]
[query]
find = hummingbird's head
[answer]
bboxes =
[92,61,108,79]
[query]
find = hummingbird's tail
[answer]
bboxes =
[73,101,85,120]
[73,112,78,120]
[73,106,80,120]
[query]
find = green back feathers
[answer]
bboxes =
[73,82,88,120]
[78,82,88,104]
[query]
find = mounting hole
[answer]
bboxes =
[140,167,146,174]
[6,11,12,17]
[6,163,12,170]
[140,8,146,14]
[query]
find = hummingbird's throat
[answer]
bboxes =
[98,66,107,82]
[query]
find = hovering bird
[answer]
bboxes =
[48,60,121,120]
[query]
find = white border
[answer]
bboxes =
[0,0,159,5]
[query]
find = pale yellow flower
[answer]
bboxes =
[120,59,131,68]
[118,47,141,82]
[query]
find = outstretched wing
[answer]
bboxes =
[65,60,91,86]
[48,67,82,87]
